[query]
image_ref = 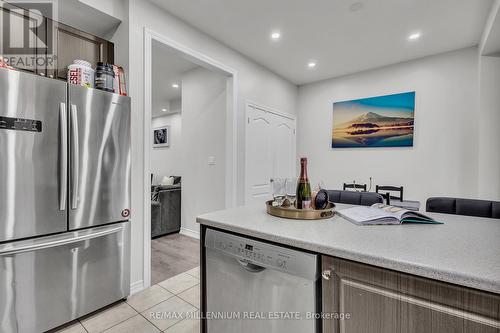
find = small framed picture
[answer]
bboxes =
[153,126,170,148]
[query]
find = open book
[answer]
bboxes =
[338,203,443,225]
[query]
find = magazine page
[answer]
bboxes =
[370,203,409,220]
[337,206,400,225]
[371,203,442,223]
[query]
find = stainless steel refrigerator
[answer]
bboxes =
[0,68,131,333]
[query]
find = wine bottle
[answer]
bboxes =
[296,158,312,209]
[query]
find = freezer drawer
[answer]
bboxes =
[68,84,131,230]
[0,68,68,242]
[0,222,130,333]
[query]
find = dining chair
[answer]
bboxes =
[343,183,367,192]
[376,185,403,205]
[426,197,500,219]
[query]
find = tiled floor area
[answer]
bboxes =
[53,267,201,333]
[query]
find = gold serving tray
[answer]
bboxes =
[266,200,336,220]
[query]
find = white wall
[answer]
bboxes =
[478,56,500,199]
[78,0,126,20]
[151,113,183,184]
[181,67,227,233]
[297,47,480,206]
[169,98,181,114]
[126,0,297,289]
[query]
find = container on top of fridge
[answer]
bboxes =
[67,60,128,96]
[67,59,94,88]
[95,62,115,93]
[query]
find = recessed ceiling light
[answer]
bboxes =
[307,61,317,69]
[408,32,421,41]
[271,31,281,40]
[161,108,168,112]
[349,2,364,12]
[172,83,179,88]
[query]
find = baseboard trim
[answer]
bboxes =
[180,227,200,239]
[130,280,144,295]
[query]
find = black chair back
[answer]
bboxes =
[343,183,367,192]
[327,190,384,206]
[376,185,403,205]
[426,197,500,219]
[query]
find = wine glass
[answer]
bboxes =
[271,178,286,206]
[315,180,326,192]
[285,178,297,207]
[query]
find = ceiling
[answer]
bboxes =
[152,39,199,117]
[150,0,493,85]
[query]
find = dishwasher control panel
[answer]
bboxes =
[206,229,318,279]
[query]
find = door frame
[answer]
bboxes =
[143,28,238,289]
[244,100,297,204]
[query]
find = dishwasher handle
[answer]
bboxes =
[237,259,266,273]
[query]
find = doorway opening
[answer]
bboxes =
[144,29,237,288]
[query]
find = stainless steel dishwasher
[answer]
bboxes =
[205,229,320,333]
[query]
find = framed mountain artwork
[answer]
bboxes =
[331,91,415,148]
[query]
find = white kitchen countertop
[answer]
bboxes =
[197,203,500,295]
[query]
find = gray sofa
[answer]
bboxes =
[151,184,182,238]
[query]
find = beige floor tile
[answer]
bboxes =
[158,273,199,295]
[184,267,200,279]
[164,317,200,333]
[50,321,87,333]
[103,315,159,333]
[81,302,137,333]
[142,296,197,331]
[127,284,174,312]
[177,284,200,309]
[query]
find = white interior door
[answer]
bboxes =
[273,118,296,180]
[245,103,296,205]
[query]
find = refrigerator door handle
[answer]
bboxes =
[70,104,80,210]
[59,102,68,211]
[0,225,124,256]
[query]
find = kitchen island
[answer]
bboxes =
[197,203,500,332]
[198,203,500,293]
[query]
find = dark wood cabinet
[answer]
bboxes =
[50,20,114,80]
[322,256,500,333]
[0,0,114,79]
